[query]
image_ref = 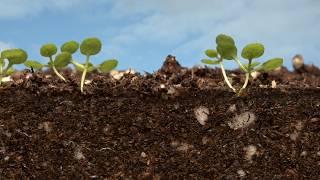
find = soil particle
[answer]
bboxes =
[228,111,256,130]
[194,106,210,125]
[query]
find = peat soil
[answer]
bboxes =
[0,56,320,179]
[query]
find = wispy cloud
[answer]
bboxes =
[0,41,14,51]
[0,0,319,71]
[0,0,88,18]
[105,0,320,70]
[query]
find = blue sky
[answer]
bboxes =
[0,0,319,72]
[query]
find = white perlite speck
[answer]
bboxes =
[227,104,237,113]
[271,80,277,88]
[141,152,147,158]
[74,147,85,160]
[237,169,246,177]
[228,112,256,130]
[194,106,210,125]
[176,143,194,152]
[244,145,257,161]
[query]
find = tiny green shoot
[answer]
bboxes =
[40,43,70,82]
[75,37,118,93]
[202,34,283,95]
[0,48,28,85]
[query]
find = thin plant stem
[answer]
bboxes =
[219,61,236,92]
[80,55,90,93]
[239,59,252,93]
[49,56,66,82]
[71,60,84,69]
[0,62,13,85]
[234,56,246,72]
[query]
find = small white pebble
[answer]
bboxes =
[251,71,260,80]
[290,131,299,141]
[317,152,320,156]
[176,143,193,152]
[237,169,246,177]
[141,152,147,158]
[110,70,124,80]
[4,156,9,161]
[271,80,277,88]
[228,112,256,130]
[244,145,257,161]
[84,80,92,85]
[125,68,136,75]
[160,84,166,89]
[300,151,307,157]
[74,147,85,160]
[227,104,237,113]
[38,121,52,133]
[194,106,209,125]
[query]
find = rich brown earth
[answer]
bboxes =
[0,56,320,179]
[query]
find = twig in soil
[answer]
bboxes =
[15,129,32,138]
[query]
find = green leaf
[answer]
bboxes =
[217,43,237,60]
[1,49,28,64]
[201,59,220,65]
[80,37,102,56]
[99,59,118,73]
[260,58,283,72]
[241,43,264,60]
[75,62,95,72]
[241,61,261,71]
[54,52,72,68]
[205,49,218,58]
[61,41,79,54]
[40,44,57,57]
[215,34,237,60]
[24,60,44,70]
[216,34,235,45]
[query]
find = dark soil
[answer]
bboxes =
[0,56,320,179]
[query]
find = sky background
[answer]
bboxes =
[0,0,319,72]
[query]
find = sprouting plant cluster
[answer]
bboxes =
[0,37,118,92]
[1,34,284,94]
[202,34,283,94]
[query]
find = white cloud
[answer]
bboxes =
[0,0,87,18]
[106,0,320,69]
[0,41,14,51]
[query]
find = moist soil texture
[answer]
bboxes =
[0,56,320,179]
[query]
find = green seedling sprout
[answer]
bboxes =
[73,37,118,93]
[24,60,44,70]
[202,34,283,95]
[0,49,28,85]
[40,43,71,82]
[60,41,84,69]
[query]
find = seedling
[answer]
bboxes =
[202,34,283,94]
[0,48,28,85]
[68,37,118,92]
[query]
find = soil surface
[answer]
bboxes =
[0,56,320,179]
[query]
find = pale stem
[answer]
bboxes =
[50,56,66,82]
[219,62,236,92]
[234,56,246,72]
[240,59,252,92]
[71,60,85,69]
[80,55,90,93]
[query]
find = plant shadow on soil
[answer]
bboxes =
[0,56,320,179]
